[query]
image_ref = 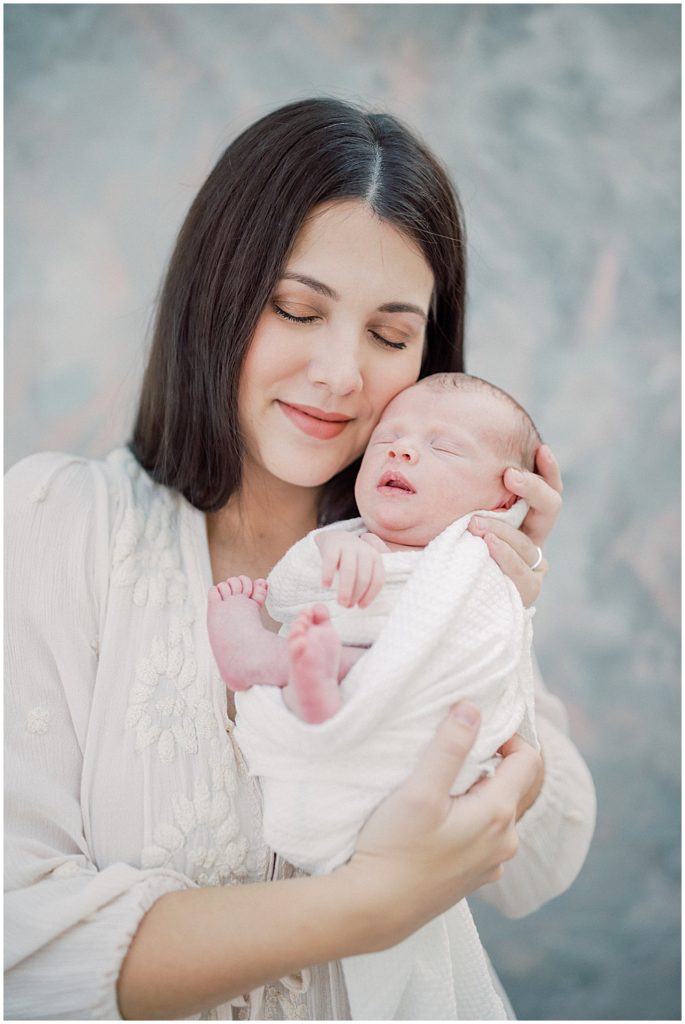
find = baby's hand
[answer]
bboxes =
[315,531,386,608]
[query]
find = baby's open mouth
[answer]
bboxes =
[377,471,416,494]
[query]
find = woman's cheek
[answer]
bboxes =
[372,360,423,421]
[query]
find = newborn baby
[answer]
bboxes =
[207,372,541,723]
[210,372,543,1019]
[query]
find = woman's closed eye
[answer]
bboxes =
[272,302,409,352]
[272,302,319,325]
[369,331,407,351]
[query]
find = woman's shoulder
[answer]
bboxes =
[5,446,171,520]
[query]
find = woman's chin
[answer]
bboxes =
[270,463,349,490]
[269,451,364,490]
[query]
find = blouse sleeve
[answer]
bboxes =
[4,453,192,1020]
[475,657,597,919]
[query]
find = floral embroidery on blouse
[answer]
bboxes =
[140,732,254,884]
[263,986,309,1020]
[112,491,187,607]
[126,613,214,764]
[26,706,49,734]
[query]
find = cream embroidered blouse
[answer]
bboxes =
[5,449,596,1020]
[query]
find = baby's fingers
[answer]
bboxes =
[320,543,341,589]
[336,549,360,607]
[358,554,385,608]
[349,549,376,607]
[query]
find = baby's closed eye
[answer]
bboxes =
[430,439,463,456]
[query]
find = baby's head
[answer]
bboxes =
[354,373,542,547]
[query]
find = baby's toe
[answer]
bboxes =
[288,632,307,658]
[310,603,330,624]
[236,575,254,596]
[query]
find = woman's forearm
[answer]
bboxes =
[118,705,536,1019]
[117,866,380,1020]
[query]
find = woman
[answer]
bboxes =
[5,98,595,1020]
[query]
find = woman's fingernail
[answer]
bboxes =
[453,702,480,726]
[508,469,524,486]
[472,516,485,529]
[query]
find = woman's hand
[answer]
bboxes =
[343,703,542,949]
[468,444,563,607]
[497,734,545,821]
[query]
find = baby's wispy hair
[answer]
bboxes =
[419,372,542,471]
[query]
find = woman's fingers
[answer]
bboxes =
[469,518,541,570]
[484,532,547,608]
[350,711,538,934]
[497,734,545,819]
[481,735,542,811]
[503,446,563,548]
[467,518,547,608]
[535,443,563,494]
[402,702,480,812]
[466,444,562,604]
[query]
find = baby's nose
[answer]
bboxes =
[387,440,419,464]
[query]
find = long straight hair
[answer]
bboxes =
[130,98,467,520]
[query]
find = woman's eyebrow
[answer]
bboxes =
[378,301,427,322]
[280,272,428,321]
[281,271,337,299]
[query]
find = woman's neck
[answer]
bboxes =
[206,465,321,585]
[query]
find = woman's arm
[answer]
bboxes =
[118,703,538,1019]
[4,455,192,1020]
[476,663,596,918]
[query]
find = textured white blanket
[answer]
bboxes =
[234,502,537,1019]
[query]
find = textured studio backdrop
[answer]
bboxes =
[5,4,681,1021]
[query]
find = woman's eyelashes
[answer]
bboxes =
[370,333,407,351]
[272,303,319,325]
[271,302,409,351]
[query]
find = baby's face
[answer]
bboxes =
[354,383,518,547]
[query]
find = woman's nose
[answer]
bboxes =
[387,439,419,464]
[307,339,363,396]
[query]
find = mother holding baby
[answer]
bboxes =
[5,98,595,1020]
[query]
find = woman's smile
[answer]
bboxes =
[277,400,354,440]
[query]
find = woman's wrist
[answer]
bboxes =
[333,857,412,953]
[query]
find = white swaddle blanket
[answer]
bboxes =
[234,502,537,1020]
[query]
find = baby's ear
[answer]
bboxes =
[489,493,517,512]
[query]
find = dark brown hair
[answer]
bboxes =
[130,97,467,520]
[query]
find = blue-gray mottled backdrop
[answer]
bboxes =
[5,4,681,1020]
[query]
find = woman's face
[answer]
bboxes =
[239,200,435,490]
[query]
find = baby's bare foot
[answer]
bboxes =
[283,605,343,724]
[207,576,288,691]
[208,575,269,607]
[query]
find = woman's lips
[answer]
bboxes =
[277,401,352,440]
